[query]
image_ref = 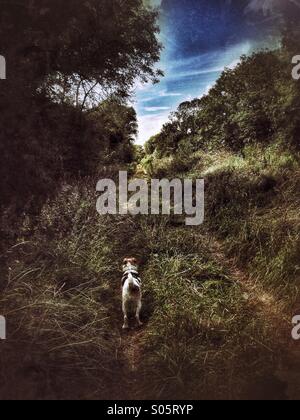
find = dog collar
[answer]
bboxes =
[122,268,141,287]
[123,265,138,272]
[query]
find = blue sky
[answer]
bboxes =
[134,0,298,144]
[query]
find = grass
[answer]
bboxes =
[0,143,299,400]
[135,226,286,400]
[0,184,129,399]
[147,143,300,300]
[202,146,300,301]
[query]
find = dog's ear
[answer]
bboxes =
[123,257,138,266]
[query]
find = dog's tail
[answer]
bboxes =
[128,273,140,293]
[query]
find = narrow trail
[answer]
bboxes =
[122,330,144,374]
[109,231,300,400]
[113,167,151,399]
[110,167,300,399]
[115,326,146,400]
[209,238,288,325]
[209,237,300,400]
[114,232,296,400]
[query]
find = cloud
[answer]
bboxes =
[135,41,254,143]
[291,0,300,7]
[159,90,182,97]
[152,0,163,6]
[137,113,169,144]
[144,106,171,112]
[167,67,224,80]
[140,90,182,103]
[245,0,300,15]
[143,0,163,8]
[201,84,213,98]
[245,0,279,15]
[134,79,153,92]
[169,42,252,77]
[227,59,241,70]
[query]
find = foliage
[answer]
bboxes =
[0,183,288,400]
[146,40,300,157]
[0,0,161,213]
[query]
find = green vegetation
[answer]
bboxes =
[0,0,161,213]
[0,0,163,399]
[0,188,289,399]
[136,144,299,399]
[143,31,300,301]
[0,2,299,401]
[139,31,299,399]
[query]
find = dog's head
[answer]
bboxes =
[123,257,138,270]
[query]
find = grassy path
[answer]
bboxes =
[0,174,298,399]
[107,216,296,400]
[210,237,300,400]
[118,329,146,399]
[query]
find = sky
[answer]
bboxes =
[134,0,299,144]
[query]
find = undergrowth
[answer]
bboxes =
[0,142,298,400]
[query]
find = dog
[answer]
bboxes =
[121,258,143,330]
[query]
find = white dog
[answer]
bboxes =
[121,258,143,330]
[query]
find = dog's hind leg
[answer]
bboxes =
[136,303,143,327]
[123,315,129,330]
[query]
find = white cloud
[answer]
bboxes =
[227,59,241,70]
[137,113,169,144]
[151,0,163,6]
[167,67,225,80]
[184,94,193,102]
[245,0,300,15]
[143,0,163,8]
[159,90,182,97]
[169,42,252,79]
[245,0,279,15]
[140,90,182,103]
[134,79,153,93]
[201,84,213,97]
[144,106,171,112]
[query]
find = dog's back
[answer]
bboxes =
[122,258,143,329]
[123,273,141,315]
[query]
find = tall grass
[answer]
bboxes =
[0,183,140,399]
[0,142,298,399]
[135,226,286,399]
[145,143,300,301]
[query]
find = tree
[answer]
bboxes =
[0,0,162,100]
[86,99,138,167]
[145,33,300,158]
[0,0,162,211]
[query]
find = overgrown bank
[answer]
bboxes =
[0,8,299,399]
[0,158,298,398]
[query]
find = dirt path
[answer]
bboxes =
[210,238,288,323]
[116,328,146,400]
[209,237,300,400]
[110,198,299,400]
[121,330,144,373]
